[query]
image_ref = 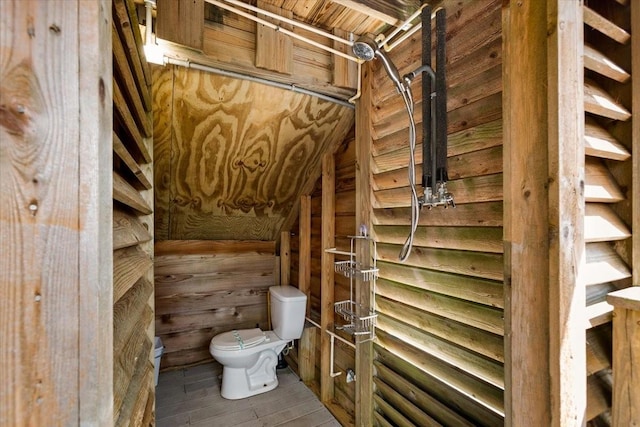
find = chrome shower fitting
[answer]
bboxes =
[352,36,407,93]
[421,182,455,209]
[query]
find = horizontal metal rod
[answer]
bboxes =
[164,57,355,109]
[206,0,360,63]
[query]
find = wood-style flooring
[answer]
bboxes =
[156,362,340,427]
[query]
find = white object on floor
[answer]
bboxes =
[154,337,164,386]
[209,285,307,399]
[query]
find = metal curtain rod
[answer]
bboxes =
[164,57,355,109]
[205,0,360,62]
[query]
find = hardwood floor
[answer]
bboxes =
[156,362,340,426]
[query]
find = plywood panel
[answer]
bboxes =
[161,67,352,240]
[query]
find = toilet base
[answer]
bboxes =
[220,349,280,399]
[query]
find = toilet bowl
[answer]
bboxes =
[209,285,307,400]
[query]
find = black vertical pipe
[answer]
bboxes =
[435,8,448,183]
[421,5,432,189]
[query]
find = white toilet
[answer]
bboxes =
[209,285,307,400]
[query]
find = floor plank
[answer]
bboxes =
[156,362,340,426]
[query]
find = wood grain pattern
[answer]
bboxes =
[0,2,113,425]
[157,0,204,49]
[375,331,504,422]
[374,362,475,427]
[113,207,152,250]
[154,65,352,240]
[114,245,153,303]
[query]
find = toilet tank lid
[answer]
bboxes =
[211,328,265,351]
[270,285,307,302]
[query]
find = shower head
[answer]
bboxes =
[352,36,405,93]
[352,37,377,61]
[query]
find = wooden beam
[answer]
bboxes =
[355,60,374,427]
[606,287,640,425]
[299,195,312,314]
[0,1,113,425]
[299,325,317,383]
[547,2,586,426]
[320,152,336,403]
[503,1,547,424]
[332,0,400,26]
[280,230,291,287]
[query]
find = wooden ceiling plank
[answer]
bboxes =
[332,0,399,25]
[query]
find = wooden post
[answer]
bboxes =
[355,60,374,427]
[299,195,312,314]
[503,1,585,425]
[280,230,291,287]
[607,287,640,425]
[0,1,113,425]
[546,1,586,425]
[299,326,317,383]
[320,153,336,403]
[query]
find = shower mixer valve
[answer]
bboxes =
[420,182,455,209]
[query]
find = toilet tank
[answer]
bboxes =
[269,286,307,340]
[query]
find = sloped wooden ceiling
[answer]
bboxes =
[154,66,354,240]
[149,0,428,242]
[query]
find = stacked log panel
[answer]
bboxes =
[370,1,505,425]
[112,0,155,424]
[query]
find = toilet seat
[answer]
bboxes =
[211,328,266,351]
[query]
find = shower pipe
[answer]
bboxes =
[383,6,444,53]
[305,316,356,350]
[206,0,359,63]
[144,1,354,108]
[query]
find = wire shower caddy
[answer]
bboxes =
[327,232,378,342]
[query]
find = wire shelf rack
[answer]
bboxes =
[326,231,378,342]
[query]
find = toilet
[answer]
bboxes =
[209,285,307,400]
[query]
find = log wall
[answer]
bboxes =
[370,1,505,425]
[112,0,156,424]
[154,240,276,370]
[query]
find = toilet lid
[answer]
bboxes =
[211,328,266,351]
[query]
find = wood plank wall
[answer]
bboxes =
[370,1,505,425]
[289,134,358,426]
[154,240,276,370]
[0,1,113,425]
[112,0,155,424]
